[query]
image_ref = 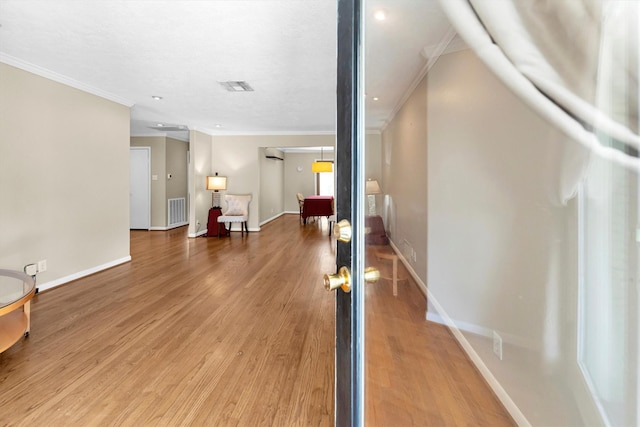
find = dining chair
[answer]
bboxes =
[296,193,305,223]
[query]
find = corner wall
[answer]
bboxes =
[188,130,213,237]
[381,77,428,281]
[259,148,285,223]
[0,62,130,289]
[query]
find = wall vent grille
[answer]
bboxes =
[168,198,186,228]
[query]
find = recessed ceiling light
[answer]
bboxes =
[157,123,164,127]
[374,10,386,21]
[152,95,163,100]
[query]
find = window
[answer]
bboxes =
[578,153,638,426]
[315,163,334,196]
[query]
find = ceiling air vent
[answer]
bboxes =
[148,124,188,132]
[218,81,254,92]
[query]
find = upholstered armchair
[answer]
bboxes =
[217,194,252,237]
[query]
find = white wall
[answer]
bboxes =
[0,62,131,289]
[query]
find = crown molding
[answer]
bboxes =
[0,53,135,107]
[191,127,336,137]
[383,26,458,132]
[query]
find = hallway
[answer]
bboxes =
[0,215,512,425]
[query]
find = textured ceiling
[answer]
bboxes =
[0,0,464,136]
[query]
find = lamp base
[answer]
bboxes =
[212,191,222,209]
[367,194,376,216]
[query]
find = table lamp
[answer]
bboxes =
[366,179,381,216]
[206,173,227,208]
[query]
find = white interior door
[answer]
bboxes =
[130,147,150,230]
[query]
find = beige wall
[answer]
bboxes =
[188,130,213,237]
[0,62,130,290]
[166,138,188,201]
[422,49,587,424]
[212,134,335,231]
[282,151,335,212]
[381,76,428,277]
[259,148,285,223]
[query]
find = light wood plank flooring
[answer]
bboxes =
[0,215,513,426]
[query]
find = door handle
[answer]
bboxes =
[324,266,351,292]
[333,219,352,242]
[324,266,380,293]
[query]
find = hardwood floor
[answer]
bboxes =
[0,215,513,426]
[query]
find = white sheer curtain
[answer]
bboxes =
[437,1,640,425]
[438,0,640,203]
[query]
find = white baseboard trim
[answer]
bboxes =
[150,222,188,231]
[427,311,537,353]
[425,288,531,426]
[426,312,494,338]
[284,210,299,215]
[37,256,132,293]
[389,239,427,296]
[189,229,208,238]
[260,212,284,226]
[387,238,529,426]
[168,221,188,230]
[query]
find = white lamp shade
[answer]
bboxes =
[206,175,227,191]
[366,179,381,194]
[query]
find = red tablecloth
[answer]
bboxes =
[302,196,334,224]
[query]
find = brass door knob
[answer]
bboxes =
[324,266,351,293]
[324,266,380,293]
[364,267,380,283]
[333,220,352,242]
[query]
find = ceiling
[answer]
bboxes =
[0,0,466,138]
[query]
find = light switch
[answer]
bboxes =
[152,175,158,181]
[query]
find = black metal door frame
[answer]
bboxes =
[336,0,364,425]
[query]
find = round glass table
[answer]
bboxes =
[0,269,35,353]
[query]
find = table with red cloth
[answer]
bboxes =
[302,196,334,224]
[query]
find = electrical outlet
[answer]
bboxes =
[411,249,417,263]
[493,331,503,360]
[37,259,47,273]
[196,220,200,226]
